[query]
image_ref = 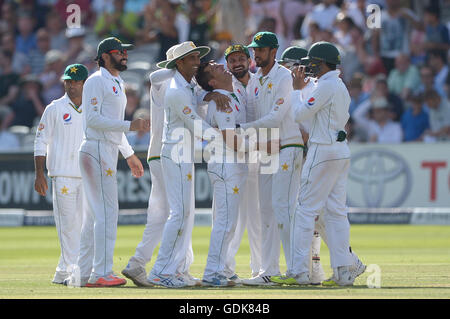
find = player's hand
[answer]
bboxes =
[130,118,150,132]
[126,154,144,178]
[292,66,309,91]
[204,92,231,112]
[34,174,48,196]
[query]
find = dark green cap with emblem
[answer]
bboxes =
[302,41,341,65]
[224,44,250,60]
[61,63,89,81]
[247,31,279,49]
[95,37,134,60]
[278,46,308,64]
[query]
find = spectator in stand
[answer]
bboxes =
[138,0,179,62]
[349,72,370,116]
[423,89,450,142]
[0,1,17,35]
[0,51,20,108]
[300,0,340,40]
[15,10,37,55]
[94,0,139,44]
[45,10,68,51]
[28,28,52,75]
[353,96,403,144]
[3,74,45,129]
[387,53,421,100]
[428,49,449,98]
[214,0,249,45]
[64,26,96,71]
[39,50,65,105]
[126,108,151,148]
[1,33,30,75]
[124,83,140,122]
[188,0,213,47]
[401,94,430,142]
[343,0,367,31]
[417,65,444,97]
[371,0,421,74]
[372,74,404,122]
[423,5,450,53]
[0,106,21,151]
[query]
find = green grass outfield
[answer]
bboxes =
[0,225,449,299]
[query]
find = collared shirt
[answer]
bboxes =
[293,70,350,144]
[242,63,302,146]
[82,67,134,159]
[161,70,213,159]
[34,93,84,178]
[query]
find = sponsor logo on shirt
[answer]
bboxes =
[308,97,315,106]
[254,87,259,96]
[276,98,284,105]
[183,106,192,115]
[63,113,72,125]
[113,86,119,95]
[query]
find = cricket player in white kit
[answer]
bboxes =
[223,44,262,280]
[284,41,357,286]
[195,61,249,286]
[122,46,199,287]
[148,41,213,288]
[34,64,89,284]
[241,32,304,286]
[76,37,149,287]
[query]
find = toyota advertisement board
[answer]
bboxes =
[0,142,449,210]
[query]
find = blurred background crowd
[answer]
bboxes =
[0,0,449,152]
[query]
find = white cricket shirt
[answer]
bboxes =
[34,94,83,178]
[81,67,134,158]
[292,70,350,144]
[242,63,303,146]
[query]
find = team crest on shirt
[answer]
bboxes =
[225,106,233,114]
[276,98,284,105]
[112,86,119,95]
[38,123,45,131]
[308,97,315,106]
[183,106,192,114]
[63,113,72,125]
[91,97,98,105]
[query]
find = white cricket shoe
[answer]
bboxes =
[122,265,153,287]
[177,272,202,287]
[202,274,236,287]
[349,255,366,280]
[322,266,354,287]
[295,272,311,285]
[310,261,326,285]
[148,272,187,288]
[242,275,279,286]
[52,271,69,284]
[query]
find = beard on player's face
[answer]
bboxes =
[110,54,127,72]
[231,66,248,79]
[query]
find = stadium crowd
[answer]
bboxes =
[0,0,449,152]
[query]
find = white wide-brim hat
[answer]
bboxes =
[163,41,210,69]
[156,44,178,69]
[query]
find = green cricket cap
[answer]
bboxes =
[247,31,279,49]
[61,63,89,81]
[95,37,134,60]
[224,44,250,60]
[278,46,308,64]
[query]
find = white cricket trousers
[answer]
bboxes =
[52,176,83,275]
[290,142,352,275]
[150,156,195,276]
[78,139,120,278]
[258,146,303,276]
[203,162,248,280]
[128,158,194,273]
[224,162,262,278]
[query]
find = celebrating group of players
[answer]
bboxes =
[34,31,366,289]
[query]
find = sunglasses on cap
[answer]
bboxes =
[108,49,128,55]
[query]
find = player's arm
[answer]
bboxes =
[150,68,175,90]
[33,104,55,196]
[240,76,292,130]
[82,77,132,132]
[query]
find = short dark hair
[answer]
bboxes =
[425,5,440,19]
[97,55,106,68]
[195,61,214,92]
